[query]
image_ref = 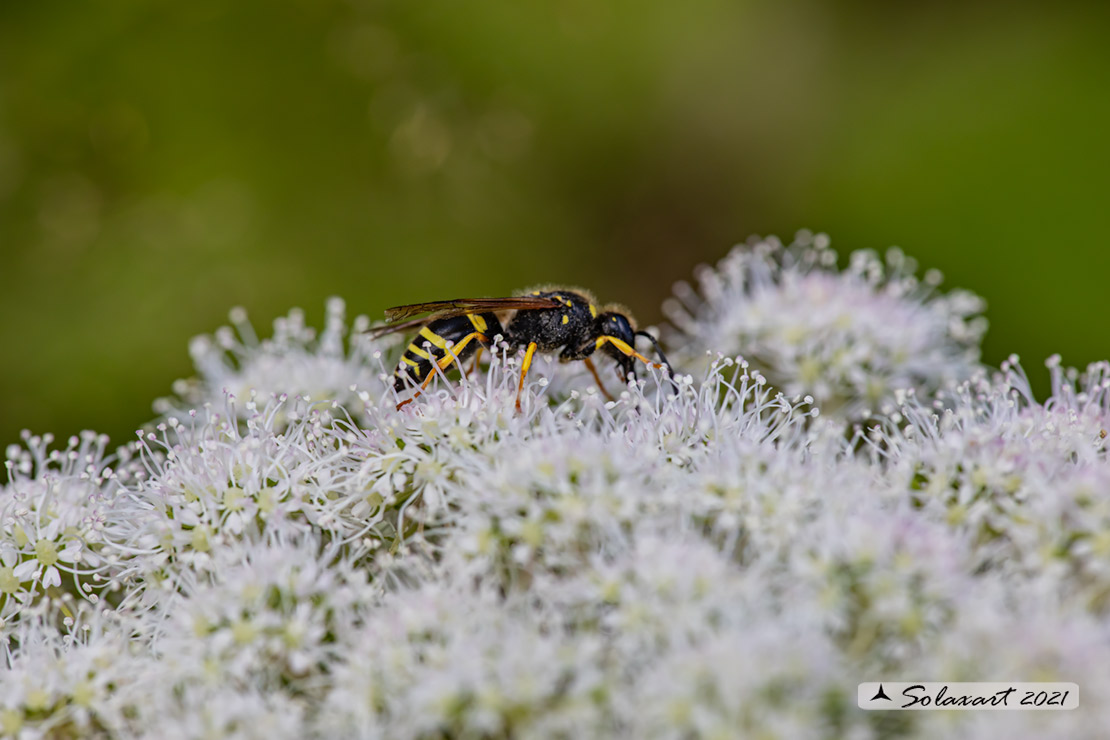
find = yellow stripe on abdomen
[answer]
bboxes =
[419,326,448,349]
[401,356,424,377]
[407,343,431,360]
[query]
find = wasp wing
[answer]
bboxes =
[366,296,562,340]
[384,296,561,322]
[364,316,442,340]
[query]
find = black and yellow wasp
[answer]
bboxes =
[367,288,673,410]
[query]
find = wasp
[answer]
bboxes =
[367,288,673,411]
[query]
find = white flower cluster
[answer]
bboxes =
[3,236,1108,739]
[664,231,987,419]
[872,356,1110,612]
[1,431,129,631]
[161,297,390,424]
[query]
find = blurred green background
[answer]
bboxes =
[1,0,1108,447]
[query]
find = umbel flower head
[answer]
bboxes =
[160,297,390,425]
[870,355,1110,612]
[1,431,134,634]
[664,231,988,420]
[6,233,1110,739]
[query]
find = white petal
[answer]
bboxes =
[13,560,38,580]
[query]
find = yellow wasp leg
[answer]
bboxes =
[396,332,488,410]
[435,332,487,371]
[583,357,615,402]
[515,341,538,413]
[595,336,667,370]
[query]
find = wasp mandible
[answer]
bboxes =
[367,288,673,411]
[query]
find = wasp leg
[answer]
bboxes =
[438,332,488,371]
[515,341,538,413]
[396,332,489,410]
[595,336,667,371]
[583,357,615,402]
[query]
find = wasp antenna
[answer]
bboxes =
[635,331,675,380]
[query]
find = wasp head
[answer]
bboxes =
[596,311,639,381]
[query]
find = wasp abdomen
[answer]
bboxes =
[395,312,503,391]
